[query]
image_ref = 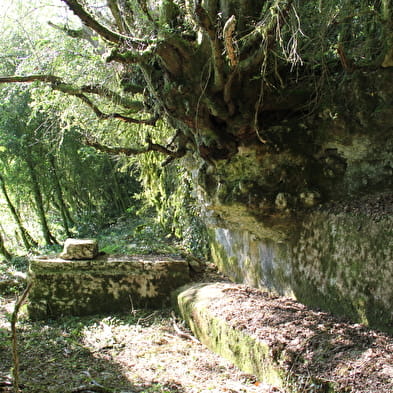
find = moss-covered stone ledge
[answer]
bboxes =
[28,254,190,319]
[176,282,393,393]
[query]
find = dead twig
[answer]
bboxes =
[136,310,159,325]
[11,282,32,393]
[170,312,199,343]
[71,381,114,392]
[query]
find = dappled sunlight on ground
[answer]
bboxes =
[0,296,281,393]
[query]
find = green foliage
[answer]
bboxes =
[0,83,140,249]
[97,212,182,256]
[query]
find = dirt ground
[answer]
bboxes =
[0,264,282,393]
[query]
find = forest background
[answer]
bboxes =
[0,0,209,278]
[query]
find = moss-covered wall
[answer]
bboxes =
[28,254,190,319]
[209,207,393,334]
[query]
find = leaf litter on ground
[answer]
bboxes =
[1,290,282,393]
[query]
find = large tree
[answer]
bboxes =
[1,0,392,236]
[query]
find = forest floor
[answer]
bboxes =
[0,212,281,393]
[0,263,283,393]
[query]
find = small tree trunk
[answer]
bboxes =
[25,156,57,245]
[107,157,128,213]
[48,155,73,237]
[382,0,393,67]
[0,174,37,250]
[0,231,12,261]
[11,282,32,393]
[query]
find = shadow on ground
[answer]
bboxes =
[0,305,187,393]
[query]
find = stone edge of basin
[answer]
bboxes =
[174,282,376,393]
[174,282,286,389]
[29,254,188,272]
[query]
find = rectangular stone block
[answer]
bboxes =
[28,254,190,319]
[60,238,99,260]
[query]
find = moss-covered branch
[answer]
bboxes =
[60,0,144,48]
[74,92,156,124]
[85,138,186,160]
[194,0,225,90]
[0,75,153,124]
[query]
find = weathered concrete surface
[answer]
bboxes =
[176,282,393,393]
[28,254,189,319]
[59,238,99,260]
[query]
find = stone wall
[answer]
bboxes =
[209,200,393,333]
[28,254,190,319]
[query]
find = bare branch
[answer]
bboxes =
[48,21,104,53]
[60,0,144,48]
[223,15,238,68]
[0,75,62,84]
[12,282,33,393]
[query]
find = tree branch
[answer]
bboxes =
[106,45,155,65]
[0,75,155,125]
[194,1,225,90]
[238,0,294,72]
[223,15,238,68]
[75,92,156,124]
[12,282,33,393]
[62,83,144,110]
[60,0,145,48]
[0,75,144,109]
[0,75,62,84]
[85,138,186,159]
[107,0,128,33]
[48,21,104,53]
[136,0,155,23]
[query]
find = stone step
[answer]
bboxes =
[28,254,190,319]
[176,282,393,393]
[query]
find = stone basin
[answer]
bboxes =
[27,254,190,319]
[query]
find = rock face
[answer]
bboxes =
[190,69,393,333]
[28,254,190,319]
[208,201,393,333]
[59,238,99,260]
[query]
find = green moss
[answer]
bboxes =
[177,283,340,392]
[177,283,284,387]
[27,255,190,319]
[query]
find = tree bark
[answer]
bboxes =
[48,155,73,237]
[0,231,12,261]
[382,0,393,67]
[25,156,58,245]
[0,174,37,250]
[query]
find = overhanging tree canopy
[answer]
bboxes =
[1,0,390,158]
[1,0,392,226]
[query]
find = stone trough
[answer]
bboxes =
[28,239,190,319]
[176,282,393,393]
